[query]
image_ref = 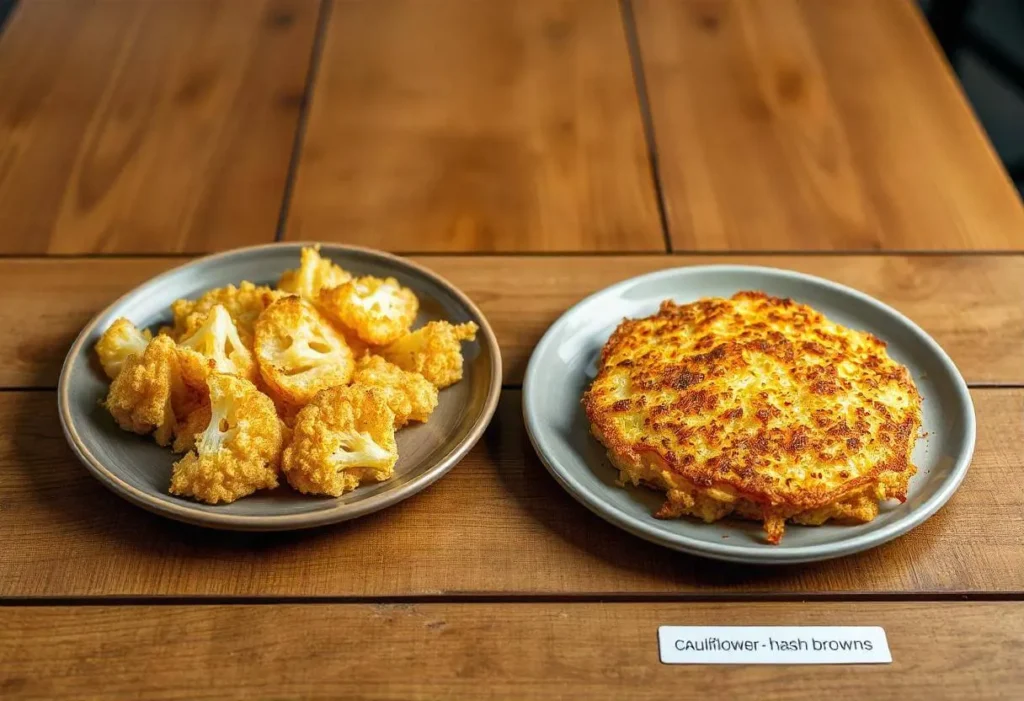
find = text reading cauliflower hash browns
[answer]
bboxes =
[96,246,478,505]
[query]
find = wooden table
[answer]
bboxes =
[1,1,1022,698]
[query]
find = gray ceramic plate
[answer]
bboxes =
[59,243,501,531]
[523,265,975,564]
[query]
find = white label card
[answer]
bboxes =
[658,626,891,665]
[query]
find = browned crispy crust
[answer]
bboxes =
[582,291,922,543]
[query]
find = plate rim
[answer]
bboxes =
[58,241,503,531]
[522,263,977,564]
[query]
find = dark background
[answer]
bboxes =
[922,0,1024,197]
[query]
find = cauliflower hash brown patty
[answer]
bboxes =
[582,291,922,544]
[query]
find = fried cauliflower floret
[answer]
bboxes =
[282,384,397,496]
[254,297,355,406]
[177,305,256,387]
[379,321,478,389]
[318,276,419,346]
[352,354,438,427]
[169,374,285,504]
[95,318,152,380]
[170,281,279,347]
[105,335,187,447]
[277,246,352,301]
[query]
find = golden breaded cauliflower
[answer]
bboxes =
[352,354,438,427]
[177,305,256,387]
[105,335,188,447]
[95,318,152,380]
[277,246,352,300]
[170,281,280,347]
[282,384,397,496]
[170,374,285,504]
[379,321,478,389]
[318,276,419,346]
[254,296,355,406]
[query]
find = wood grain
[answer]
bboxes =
[285,0,663,252]
[2,255,1022,388]
[1,388,1020,597]
[0,0,318,253]
[1,602,1022,700]
[634,0,1024,251]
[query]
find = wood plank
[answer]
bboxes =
[3,255,1022,388]
[0,0,318,253]
[634,0,1024,251]
[1,388,1020,597]
[1,602,1022,699]
[285,0,663,252]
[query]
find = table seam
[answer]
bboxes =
[273,0,333,243]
